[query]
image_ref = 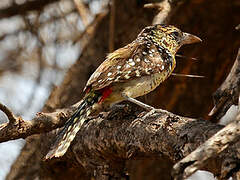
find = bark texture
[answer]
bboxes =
[6,0,240,179]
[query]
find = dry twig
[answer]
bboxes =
[73,0,91,26]
[0,103,17,124]
[0,101,239,178]
[0,0,59,19]
[209,48,240,120]
[144,0,184,24]
[108,0,115,52]
[73,11,108,45]
[172,108,240,179]
[44,104,239,179]
[172,49,240,180]
[0,102,81,142]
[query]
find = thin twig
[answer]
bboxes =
[73,10,108,44]
[172,112,240,179]
[73,0,91,26]
[0,103,17,124]
[144,0,185,24]
[108,0,115,52]
[173,49,240,180]
[144,1,171,24]
[17,14,46,115]
[0,0,59,19]
[0,102,82,143]
[209,48,240,118]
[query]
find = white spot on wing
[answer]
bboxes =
[145,69,150,74]
[117,65,121,69]
[129,61,135,66]
[124,74,130,79]
[144,58,150,63]
[107,77,114,81]
[125,64,130,68]
[135,70,141,77]
[161,65,165,70]
[107,72,112,76]
[115,76,121,81]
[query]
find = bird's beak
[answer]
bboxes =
[182,32,202,45]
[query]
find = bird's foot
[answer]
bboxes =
[121,93,169,116]
[142,108,168,119]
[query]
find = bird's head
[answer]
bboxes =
[138,24,202,54]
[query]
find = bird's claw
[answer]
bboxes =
[143,108,168,119]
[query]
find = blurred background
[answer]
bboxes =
[0,0,108,178]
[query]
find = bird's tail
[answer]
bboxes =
[45,91,100,159]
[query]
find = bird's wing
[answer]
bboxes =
[85,41,173,91]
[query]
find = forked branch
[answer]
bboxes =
[0,102,81,142]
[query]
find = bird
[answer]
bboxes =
[45,24,201,159]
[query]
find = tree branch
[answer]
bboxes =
[73,0,91,26]
[172,106,240,179]
[172,48,240,179]
[209,48,240,120]
[5,0,240,179]
[0,102,81,142]
[41,104,238,179]
[0,0,58,19]
[0,103,17,124]
[1,102,239,179]
[1,100,239,179]
[108,0,115,52]
[144,0,185,24]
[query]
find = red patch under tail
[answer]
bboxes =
[98,87,112,104]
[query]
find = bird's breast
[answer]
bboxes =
[122,72,170,98]
[103,71,170,107]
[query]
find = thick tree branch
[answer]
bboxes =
[41,104,238,179]
[0,0,58,19]
[209,48,240,120]
[172,48,240,179]
[0,102,81,142]
[1,101,239,178]
[172,106,240,179]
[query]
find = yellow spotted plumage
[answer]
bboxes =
[45,24,201,159]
